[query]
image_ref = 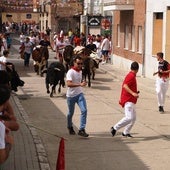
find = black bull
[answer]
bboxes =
[44,62,66,97]
[63,45,100,87]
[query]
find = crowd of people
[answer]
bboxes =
[1,22,40,36]
[52,29,112,64]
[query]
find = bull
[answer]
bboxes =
[43,62,66,97]
[63,45,101,87]
[63,45,74,72]
[74,46,101,87]
[32,45,49,76]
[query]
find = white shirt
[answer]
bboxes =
[101,38,110,51]
[24,41,32,54]
[20,34,25,44]
[60,30,63,38]
[93,41,101,56]
[2,38,7,50]
[0,56,7,70]
[29,36,36,45]
[0,121,5,149]
[66,69,83,97]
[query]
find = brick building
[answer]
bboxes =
[39,0,83,34]
[104,0,145,76]
[104,0,170,79]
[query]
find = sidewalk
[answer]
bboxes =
[2,93,50,170]
[1,35,51,170]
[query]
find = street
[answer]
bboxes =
[6,34,170,170]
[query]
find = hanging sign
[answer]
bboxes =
[88,16,101,27]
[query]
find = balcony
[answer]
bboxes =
[103,0,134,11]
[1,0,39,13]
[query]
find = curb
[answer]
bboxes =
[11,93,51,170]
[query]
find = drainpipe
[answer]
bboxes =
[142,0,147,78]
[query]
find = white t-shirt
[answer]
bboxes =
[20,34,25,44]
[66,69,83,97]
[29,36,36,45]
[24,42,32,54]
[93,41,101,57]
[0,121,5,149]
[101,38,110,51]
[0,56,7,70]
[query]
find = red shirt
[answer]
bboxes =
[119,71,138,107]
[73,36,81,46]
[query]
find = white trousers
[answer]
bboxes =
[155,77,169,106]
[114,102,136,134]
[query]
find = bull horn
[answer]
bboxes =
[54,68,61,71]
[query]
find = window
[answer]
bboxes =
[155,13,163,19]
[137,26,142,53]
[124,24,129,49]
[26,14,32,19]
[131,25,135,51]
[152,12,163,54]
[117,24,120,47]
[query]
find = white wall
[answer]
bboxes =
[144,0,170,79]
[112,54,143,77]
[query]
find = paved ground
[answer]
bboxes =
[2,34,170,170]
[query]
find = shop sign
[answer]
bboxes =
[88,16,101,27]
[101,19,111,30]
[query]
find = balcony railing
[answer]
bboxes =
[104,0,134,6]
[0,0,38,12]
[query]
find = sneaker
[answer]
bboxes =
[110,127,116,136]
[78,129,89,137]
[122,133,133,138]
[159,106,164,112]
[162,107,164,112]
[68,127,76,135]
[101,61,106,65]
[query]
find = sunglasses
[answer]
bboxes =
[77,62,83,65]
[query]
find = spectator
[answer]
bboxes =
[0,50,11,71]
[80,32,86,47]
[110,62,139,138]
[66,56,89,137]
[19,32,26,45]
[73,34,81,47]
[46,27,51,37]
[101,34,110,64]
[153,52,170,112]
[0,85,15,165]
[93,34,102,58]
[23,37,33,67]
[6,33,12,50]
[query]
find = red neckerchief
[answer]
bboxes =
[72,66,81,72]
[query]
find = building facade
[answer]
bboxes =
[0,0,40,25]
[104,0,145,76]
[39,0,83,34]
[145,0,170,78]
[104,0,170,79]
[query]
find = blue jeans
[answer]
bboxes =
[67,93,87,130]
[24,52,31,66]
